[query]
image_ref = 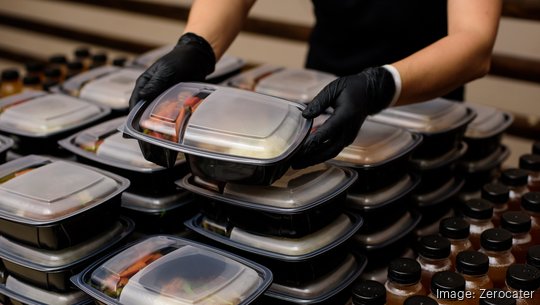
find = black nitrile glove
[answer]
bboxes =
[129,32,216,109]
[291,66,396,169]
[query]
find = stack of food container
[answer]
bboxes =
[0,90,110,155]
[0,155,132,305]
[370,98,477,237]
[72,235,273,305]
[225,64,337,104]
[121,82,365,304]
[131,44,246,84]
[0,134,13,164]
[458,103,513,200]
[58,116,198,234]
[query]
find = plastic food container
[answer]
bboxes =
[326,119,422,192]
[412,176,464,208]
[121,187,199,234]
[186,212,362,261]
[72,235,272,305]
[0,276,92,305]
[177,163,356,237]
[0,155,129,250]
[123,82,311,185]
[463,103,513,161]
[132,45,245,83]
[458,145,510,192]
[0,134,13,164]
[0,217,133,292]
[353,211,421,251]
[60,66,144,111]
[59,116,188,189]
[370,98,476,160]
[0,90,110,155]
[360,248,415,283]
[225,65,337,104]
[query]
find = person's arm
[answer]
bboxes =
[393,0,502,104]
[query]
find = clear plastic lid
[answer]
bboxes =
[413,177,465,207]
[2,276,91,305]
[121,188,193,213]
[81,236,271,305]
[0,134,13,155]
[459,145,509,173]
[370,98,476,134]
[329,119,422,167]
[0,217,132,270]
[60,117,185,173]
[0,91,108,137]
[225,65,283,91]
[464,103,513,139]
[177,163,356,213]
[353,211,421,249]
[61,66,119,96]
[126,83,310,164]
[0,155,129,224]
[410,141,468,170]
[79,68,144,109]
[187,213,362,260]
[347,173,419,209]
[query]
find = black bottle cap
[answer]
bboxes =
[480,228,513,251]
[67,61,84,71]
[418,235,451,259]
[456,250,489,275]
[1,69,20,81]
[534,142,540,155]
[482,183,510,204]
[527,245,540,269]
[439,217,470,239]
[92,53,108,63]
[463,198,493,220]
[352,280,386,305]
[44,68,61,78]
[387,258,422,284]
[23,75,40,85]
[24,61,45,73]
[501,168,529,187]
[112,57,127,67]
[49,54,67,64]
[506,264,540,291]
[520,154,540,172]
[430,271,465,296]
[404,295,438,305]
[522,192,540,213]
[42,80,59,92]
[501,211,531,233]
[479,289,516,305]
[74,47,91,58]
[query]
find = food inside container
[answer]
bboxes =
[463,103,513,160]
[75,236,271,305]
[0,217,133,291]
[0,276,91,305]
[124,83,311,184]
[187,212,362,261]
[324,118,422,192]
[0,155,129,249]
[226,65,337,103]
[370,98,476,159]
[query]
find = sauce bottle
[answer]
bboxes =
[500,169,530,211]
[501,211,533,264]
[74,47,92,70]
[66,61,84,80]
[22,75,42,91]
[417,235,453,293]
[385,258,426,305]
[456,250,493,304]
[533,142,540,156]
[479,288,516,305]
[24,61,45,81]
[505,264,540,305]
[479,228,516,288]
[44,67,63,84]
[428,271,466,305]
[462,198,495,250]
[521,192,540,244]
[112,57,128,67]
[482,183,511,227]
[352,280,386,305]
[48,54,68,78]
[1,69,23,97]
[404,295,438,305]
[520,154,540,192]
[90,53,108,69]
[527,245,540,270]
[440,217,473,268]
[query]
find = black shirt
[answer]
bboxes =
[306,0,463,100]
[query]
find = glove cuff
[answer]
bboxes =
[382,64,402,107]
[177,32,217,76]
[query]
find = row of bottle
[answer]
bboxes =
[0,47,128,97]
[353,248,540,305]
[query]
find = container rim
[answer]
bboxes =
[0,278,92,305]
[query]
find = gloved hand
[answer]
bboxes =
[291,66,397,169]
[129,32,216,109]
